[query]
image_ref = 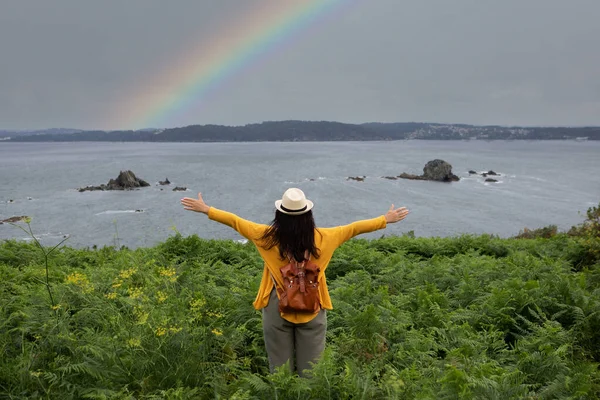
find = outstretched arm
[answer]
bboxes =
[334,204,410,246]
[181,193,262,240]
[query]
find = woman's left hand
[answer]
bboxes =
[181,193,210,214]
[385,204,409,224]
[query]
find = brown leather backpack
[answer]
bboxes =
[276,255,321,314]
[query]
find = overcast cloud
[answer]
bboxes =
[1,0,599,130]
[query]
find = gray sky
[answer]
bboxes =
[1,0,599,130]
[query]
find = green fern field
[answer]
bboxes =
[1,227,600,398]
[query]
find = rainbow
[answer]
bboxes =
[121,0,347,130]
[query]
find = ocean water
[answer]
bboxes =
[1,140,598,248]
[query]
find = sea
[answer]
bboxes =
[1,140,598,249]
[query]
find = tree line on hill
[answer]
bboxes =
[2,121,599,142]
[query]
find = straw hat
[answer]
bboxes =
[275,188,314,215]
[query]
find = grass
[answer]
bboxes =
[1,220,599,399]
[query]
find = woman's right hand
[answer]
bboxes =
[385,204,409,224]
[181,193,210,214]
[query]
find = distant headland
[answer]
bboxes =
[1,121,599,142]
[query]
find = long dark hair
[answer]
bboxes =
[259,210,320,262]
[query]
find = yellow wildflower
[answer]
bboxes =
[127,287,144,299]
[119,267,138,279]
[135,311,149,325]
[212,328,223,336]
[158,267,177,282]
[190,298,206,310]
[155,326,167,337]
[156,291,168,303]
[127,337,141,348]
[51,304,61,310]
[105,292,117,300]
[169,325,182,334]
[112,279,123,288]
[65,272,94,293]
[65,272,85,284]
[206,311,224,319]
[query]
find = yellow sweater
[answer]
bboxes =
[208,207,387,323]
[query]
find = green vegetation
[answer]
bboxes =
[1,207,600,399]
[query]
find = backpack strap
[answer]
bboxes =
[269,270,278,291]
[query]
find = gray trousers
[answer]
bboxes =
[262,288,327,376]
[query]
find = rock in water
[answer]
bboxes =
[79,170,150,192]
[107,170,150,190]
[422,159,460,182]
[398,159,460,182]
[398,173,427,181]
[347,176,366,182]
[0,215,29,224]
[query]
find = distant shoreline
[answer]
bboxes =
[1,138,599,144]
[2,121,599,142]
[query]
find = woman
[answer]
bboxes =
[181,188,409,376]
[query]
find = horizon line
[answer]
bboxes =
[3,120,600,132]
